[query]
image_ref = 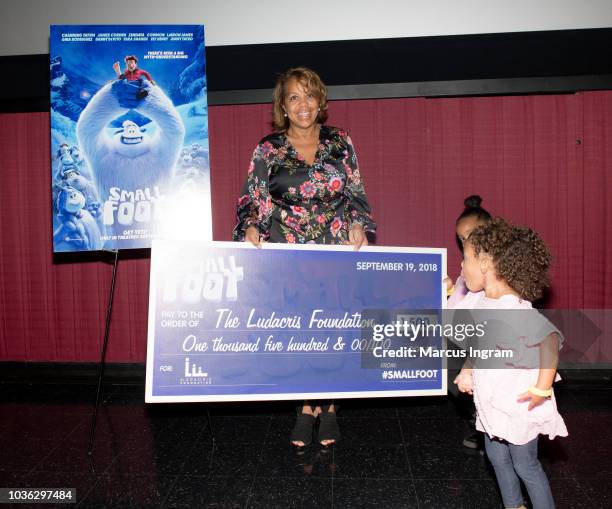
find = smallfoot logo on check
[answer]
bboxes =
[382,369,438,380]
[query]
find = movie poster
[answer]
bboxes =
[50,25,211,252]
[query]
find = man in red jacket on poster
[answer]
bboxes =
[113,55,155,83]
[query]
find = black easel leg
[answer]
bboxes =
[206,407,215,443]
[88,250,119,456]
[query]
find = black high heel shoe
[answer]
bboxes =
[317,404,340,447]
[290,412,316,450]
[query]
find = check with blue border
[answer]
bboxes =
[145,241,447,402]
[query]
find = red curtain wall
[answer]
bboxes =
[0,92,611,362]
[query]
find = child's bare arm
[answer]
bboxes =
[517,332,560,410]
[535,332,559,389]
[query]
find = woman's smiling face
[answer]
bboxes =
[283,78,319,130]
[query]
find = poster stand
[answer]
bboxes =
[88,249,119,456]
[86,249,215,459]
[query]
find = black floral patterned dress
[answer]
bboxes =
[233,125,376,243]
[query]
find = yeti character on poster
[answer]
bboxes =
[76,67,185,236]
[53,185,103,251]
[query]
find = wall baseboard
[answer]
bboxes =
[0,361,609,386]
[0,361,145,384]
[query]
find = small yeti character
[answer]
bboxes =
[174,143,211,197]
[55,144,79,181]
[53,186,103,251]
[189,143,209,166]
[61,170,103,222]
[178,147,195,169]
[178,144,209,171]
[54,143,101,220]
[55,144,89,181]
[57,143,70,158]
[68,145,85,170]
[176,145,208,180]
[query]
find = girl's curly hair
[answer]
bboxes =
[468,217,552,301]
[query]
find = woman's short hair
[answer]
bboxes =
[272,67,328,132]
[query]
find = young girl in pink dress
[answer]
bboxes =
[446,196,491,308]
[454,218,567,509]
[446,195,492,449]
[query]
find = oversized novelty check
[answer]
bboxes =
[145,241,447,402]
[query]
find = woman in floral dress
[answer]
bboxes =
[233,67,376,448]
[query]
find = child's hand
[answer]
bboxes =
[454,368,473,394]
[443,275,454,296]
[517,391,548,410]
